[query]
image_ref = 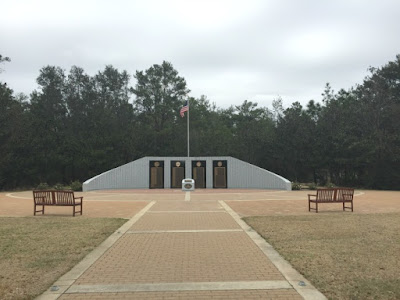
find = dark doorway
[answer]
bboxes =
[192,160,206,188]
[171,161,185,188]
[213,160,227,188]
[149,161,164,189]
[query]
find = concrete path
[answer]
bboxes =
[37,193,326,300]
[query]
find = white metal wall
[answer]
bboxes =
[82,156,291,191]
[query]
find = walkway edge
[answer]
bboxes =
[219,200,327,300]
[35,201,156,300]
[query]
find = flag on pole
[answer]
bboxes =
[180,100,188,117]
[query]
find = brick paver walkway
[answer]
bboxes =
[37,194,326,300]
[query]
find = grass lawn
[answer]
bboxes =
[244,213,400,300]
[0,217,127,300]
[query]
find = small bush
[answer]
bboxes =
[53,183,64,190]
[292,182,302,190]
[326,182,336,188]
[36,182,50,190]
[309,182,317,190]
[70,181,82,191]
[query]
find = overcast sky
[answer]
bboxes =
[1,0,400,109]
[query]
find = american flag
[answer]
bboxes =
[180,100,188,117]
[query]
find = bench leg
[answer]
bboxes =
[343,201,354,212]
[71,203,83,217]
[34,204,45,216]
[309,201,319,213]
[72,204,83,217]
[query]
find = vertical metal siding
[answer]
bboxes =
[83,156,291,191]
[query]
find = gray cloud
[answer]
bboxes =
[1,0,400,108]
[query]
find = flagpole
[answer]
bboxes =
[187,98,190,158]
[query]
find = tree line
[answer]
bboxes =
[0,55,399,190]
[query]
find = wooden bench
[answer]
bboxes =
[33,190,83,216]
[308,188,354,213]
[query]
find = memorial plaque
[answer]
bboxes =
[171,161,185,188]
[213,160,227,188]
[149,161,164,188]
[192,160,206,188]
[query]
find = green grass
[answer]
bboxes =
[244,213,400,300]
[0,217,127,300]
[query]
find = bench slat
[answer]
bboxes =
[33,191,53,205]
[336,188,354,201]
[55,191,75,205]
[317,189,335,201]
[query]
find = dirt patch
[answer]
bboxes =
[0,192,148,218]
[227,190,400,217]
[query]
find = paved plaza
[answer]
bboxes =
[1,189,399,299]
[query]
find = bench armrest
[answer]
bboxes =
[308,194,317,200]
[74,197,83,202]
